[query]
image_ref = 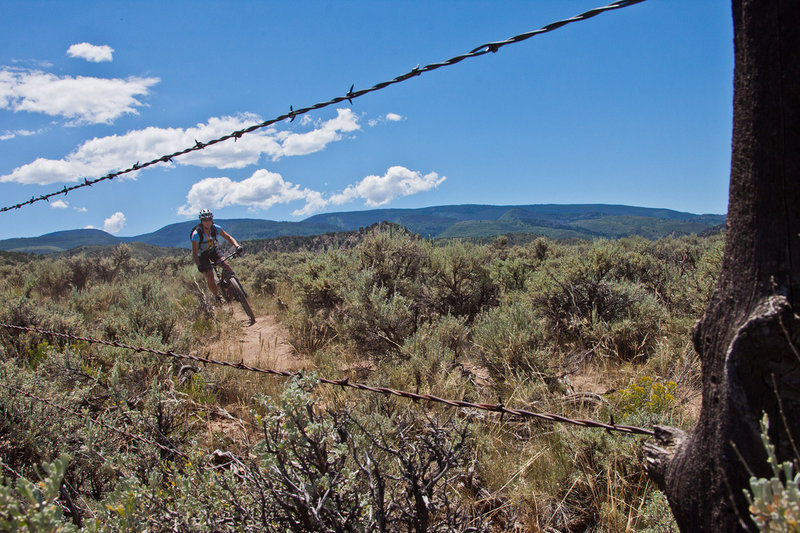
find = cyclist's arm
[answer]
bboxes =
[219,228,240,249]
[192,240,201,266]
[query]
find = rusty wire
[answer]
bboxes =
[0,0,647,213]
[0,322,655,436]
[0,380,188,459]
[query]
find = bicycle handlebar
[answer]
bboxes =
[211,248,241,267]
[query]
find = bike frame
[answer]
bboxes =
[210,249,255,324]
[211,250,239,298]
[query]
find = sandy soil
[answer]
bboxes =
[211,306,307,371]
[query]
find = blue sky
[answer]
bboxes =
[0,1,733,240]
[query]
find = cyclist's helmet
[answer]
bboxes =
[199,209,213,220]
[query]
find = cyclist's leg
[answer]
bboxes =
[210,249,231,301]
[208,249,232,276]
[198,252,219,297]
[203,270,218,296]
[219,257,233,276]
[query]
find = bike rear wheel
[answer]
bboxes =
[228,276,255,324]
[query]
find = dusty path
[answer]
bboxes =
[199,307,308,447]
[212,306,307,371]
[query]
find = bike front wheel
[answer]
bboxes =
[228,276,256,324]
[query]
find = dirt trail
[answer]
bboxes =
[199,307,308,447]
[212,306,307,371]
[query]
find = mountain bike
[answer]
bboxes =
[212,249,256,325]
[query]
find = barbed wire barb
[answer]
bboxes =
[0,0,647,213]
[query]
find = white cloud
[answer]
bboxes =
[67,43,114,63]
[50,199,68,208]
[0,128,41,141]
[177,169,318,216]
[0,67,158,124]
[103,212,126,233]
[291,190,328,216]
[368,112,405,127]
[277,108,360,157]
[1,109,360,185]
[330,166,445,207]
[74,206,87,212]
[179,165,444,217]
[84,225,97,229]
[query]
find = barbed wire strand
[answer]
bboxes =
[1,460,23,479]
[0,322,655,436]
[0,0,647,213]
[0,381,187,459]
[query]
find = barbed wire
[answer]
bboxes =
[0,322,655,436]
[0,380,188,459]
[0,0,647,213]
[1,460,23,479]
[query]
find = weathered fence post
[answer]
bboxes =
[644,1,800,530]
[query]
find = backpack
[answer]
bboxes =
[191,223,217,248]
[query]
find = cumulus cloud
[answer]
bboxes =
[0,67,158,124]
[179,165,445,218]
[177,169,318,216]
[74,206,87,212]
[1,109,360,186]
[329,166,445,207]
[67,43,114,63]
[50,199,68,208]
[103,212,126,233]
[277,108,360,157]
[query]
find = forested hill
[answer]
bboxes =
[0,203,725,253]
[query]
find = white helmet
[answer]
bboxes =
[199,209,213,220]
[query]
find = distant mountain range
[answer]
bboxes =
[0,204,726,254]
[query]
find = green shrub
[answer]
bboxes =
[425,241,499,321]
[251,263,279,295]
[25,340,51,370]
[180,373,218,405]
[637,490,679,532]
[528,244,667,360]
[291,252,348,314]
[356,230,427,298]
[337,271,420,359]
[104,274,181,345]
[745,414,800,532]
[607,237,671,301]
[0,296,84,360]
[657,234,724,315]
[69,282,120,322]
[30,259,74,300]
[471,295,552,380]
[248,255,294,297]
[382,316,472,397]
[252,378,485,532]
[0,455,78,532]
[285,308,338,357]
[610,376,681,427]
[0,356,120,500]
[489,246,540,293]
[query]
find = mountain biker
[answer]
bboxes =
[191,209,243,303]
